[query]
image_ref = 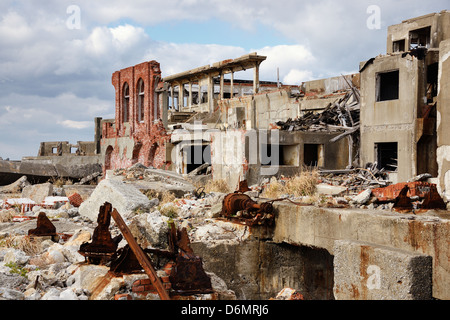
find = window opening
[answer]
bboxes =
[137,79,144,122]
[376,70,399,102]
[376,142,398,171]
[123,82,130,122]
[304,144,324,167]
[409,26,431,49]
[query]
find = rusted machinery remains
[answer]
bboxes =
[78,202,212,299]
[221,180,275,226]
[79,203,122,265]
[28,212,59,241]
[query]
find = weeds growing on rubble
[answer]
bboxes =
[203,179,232,193]
[261,169,319,199]
[0,235,41,256]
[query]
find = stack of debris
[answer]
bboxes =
[319,162,390,194]
[275,87,360,135]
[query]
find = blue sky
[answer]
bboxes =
[0,0,448,160]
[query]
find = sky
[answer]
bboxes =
[0,0,448,160]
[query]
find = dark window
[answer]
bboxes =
[376,70,399,102]
[409,26,431,49]
[393,39,405,52]
[137,79,144,122]
[304,144,324,167]
[376,142,398,171]
[123,82,130,122]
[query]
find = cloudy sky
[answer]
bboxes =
[0,0,448,160]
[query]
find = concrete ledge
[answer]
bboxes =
[333,240,432,300]
[272,202,450,299]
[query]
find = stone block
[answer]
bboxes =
[21,182,53,204]
[78,178,152,221]
[333,240,432,300]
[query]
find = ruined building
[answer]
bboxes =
[360,11,450,195]
[96,11,450,202]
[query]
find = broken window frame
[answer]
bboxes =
[375,142,398,172]
[376,70,399,102]
[393,39,406,52]
[137,78,145,123]
[409,26,431,50]
[123,82,130,123]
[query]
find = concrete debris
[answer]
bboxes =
[78,178,153,221]
[0,176,30,196]
[273,287,305,300]
[0,162,447,301]
[21,183,53,204]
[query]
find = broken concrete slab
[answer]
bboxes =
[107,167,195,198]
[333,240,432,300]
[0,176,30,195]
[78,178,152,222]
[21,183,53,204]
[316,183,347,195]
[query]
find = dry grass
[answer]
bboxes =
[0,209,15,223]
[160,203,179,219]
[0,235,42,256]
[49,177,73,187]
[143,189,176,205]
[261,169,319,199]
[203,179,232,193]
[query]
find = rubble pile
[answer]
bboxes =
[0,163,447,300]
[275,88,360,134]
[319,163,391,192]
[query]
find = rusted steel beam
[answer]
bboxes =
[109,207,170,300]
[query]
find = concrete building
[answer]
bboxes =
[360,11,450,187]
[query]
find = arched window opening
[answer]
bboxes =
[137,79,145,122]
[123,82,130,123]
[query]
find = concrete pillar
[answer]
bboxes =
[179,82,184,111]
[170,86,174,110]
[220,73,224,100]
[188,82,193,110]
[208,74,214,113]
[253,63,260,94]
[230,72,234,99]
[333,240,432,300]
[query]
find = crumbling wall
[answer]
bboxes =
[437,39,450,200]
[360,54,422,182]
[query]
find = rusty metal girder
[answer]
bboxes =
[28,212,58,239]
[109,206,171,300]
[221,192,274,226]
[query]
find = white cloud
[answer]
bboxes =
[58,120,93,129]
[283,69,314,85]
